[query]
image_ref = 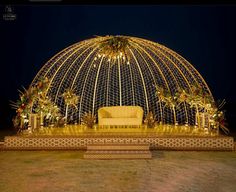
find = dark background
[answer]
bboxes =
[0,4,236,133]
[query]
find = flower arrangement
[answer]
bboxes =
[10,77,61,131]
[10,87,37,131]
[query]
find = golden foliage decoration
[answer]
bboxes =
[144,111,156,128]
[81,112,96,128]
[96,36,131,63]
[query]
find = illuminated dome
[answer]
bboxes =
[31,35,214,125]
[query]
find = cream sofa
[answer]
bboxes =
[98,106,143,127]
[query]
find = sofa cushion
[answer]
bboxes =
[100,118,141,125]
[99,110,112,118]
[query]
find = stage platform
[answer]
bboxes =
[1,132,234,151]
[2,125,234,151]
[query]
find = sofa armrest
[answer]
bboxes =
[98,109,111,119]
[136,109,144,119]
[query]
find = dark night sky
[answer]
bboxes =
[1,5,236,131]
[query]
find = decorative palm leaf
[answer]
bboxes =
[62,88,79,109]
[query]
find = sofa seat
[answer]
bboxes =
[99,118,141,126]
[98,106,143,127]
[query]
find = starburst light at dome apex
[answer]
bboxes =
[94,35,131,64]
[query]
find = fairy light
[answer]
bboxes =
[31,35,214,128]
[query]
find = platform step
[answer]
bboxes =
[87,143,150,151]
[84,150,152,159]
[84,143,152,159]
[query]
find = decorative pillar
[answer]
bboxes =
[40,112,44,128]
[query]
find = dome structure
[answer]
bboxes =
[31,35,214,125]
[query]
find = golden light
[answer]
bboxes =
[31,35,215,127]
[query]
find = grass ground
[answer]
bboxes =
[1,129,236,192]
[0,128,236,192]
[0,150,236,192]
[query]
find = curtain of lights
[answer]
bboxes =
[31,36,214,125]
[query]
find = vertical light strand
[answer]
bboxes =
[128,61,135,106]
[45,46,87,94]
[106,59,111,106]
[130,40,171,93]
[129,41,171,121]
[78,57,97,122]
[118,57,122,106]
[92,56,104,114]
[129,47,149,112]
[55,44,97,102]
[30,42,85,87]
[131,44,162,121]
[148,43,194,93]
[166,47,213,99]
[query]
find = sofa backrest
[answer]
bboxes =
[98,106,143,118]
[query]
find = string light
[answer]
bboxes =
[31,35,214,127]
